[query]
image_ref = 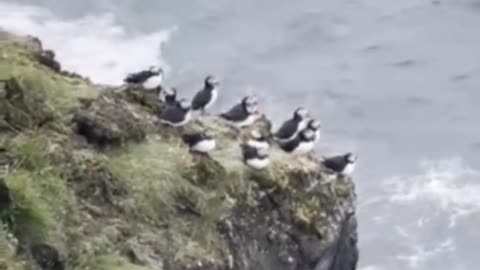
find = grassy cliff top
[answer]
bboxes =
[0,32,356,270]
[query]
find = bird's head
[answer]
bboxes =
[345,152,357,163]
[294,107,309,120]
[205,75,220,88]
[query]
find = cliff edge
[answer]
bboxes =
[0,31,358,270]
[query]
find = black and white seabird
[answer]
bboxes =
[306,119,321,143]
[159,87,178,106]
[158,98,192,127]
[242,145,270,170]
[124,66,164,90]
[247,130,270,151]
[182,132,216,154]
[279,128,316,155]
[273,107,310,142]
[321,153,357,177]
[220,96,258,128]
[191,75,220,113]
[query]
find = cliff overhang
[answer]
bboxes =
[0,31,358,270]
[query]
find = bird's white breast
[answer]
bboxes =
[204,88,218,109]
[292,141,315,155]
[160,110,191,127]
[246,157,270,169]
[314,130,321,143]
[247,139,270,151]
[341,162,356,176]
[143,74,163,90]
[192,139,216,153]
[234,114,257,128]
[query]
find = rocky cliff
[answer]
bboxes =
[0,31,358,270]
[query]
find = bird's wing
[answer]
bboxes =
[220,104,246,121]
[278,137,299,152]
[182,133,202,146]
[322,155,346,172]
[159,107,184,124]
[124,70,153,83]
[191,89,210,110]
[241,145,258,161]
[274,119,297,139]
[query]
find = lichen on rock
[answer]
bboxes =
[0,32,358,270]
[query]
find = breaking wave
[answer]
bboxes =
[360,157,480,270]
[0,2,175,85]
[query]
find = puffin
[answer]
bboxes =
[220,96,258,128]
[321,153,357,177]
[182,132,216,154]
[191,75,220,113]
[159,87,178,106]
[305,119,321,143]
[242,144,270,170]
[158,98,192,127]
[273,107,310,142]
[246,130,270,151]
[278,128,316,155]
[124,66,164,90]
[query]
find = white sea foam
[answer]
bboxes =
[384,157,480,226]
[396,238,456,269]
[360,157,479,269]
[0,2,175,85]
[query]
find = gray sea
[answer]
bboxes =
[1,0,480,269]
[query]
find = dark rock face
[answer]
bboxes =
[122,86,165,114]
[36,49,61,73]
[31,243,65,270]
[220,182,358,270]
[72,93,147,147]
[314,213,358,270]
[0,178,12,212]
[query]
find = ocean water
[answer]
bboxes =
[1,0,480,269]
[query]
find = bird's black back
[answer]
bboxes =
[165,94,178,106]
[274,118,300,139]
[322,155,348,172]
[182,133,209,147]
[124,70,155,84]
[241,145,260,161]
[159,106,186,124]
[191,88,212,110]
[220,103,248,121]
[278,135,301,152]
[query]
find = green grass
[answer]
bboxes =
[2,134,76,247]
[95,256,150,270]
[106,136,189,222]
[0,38,98,115]
[0,223,24,270]
[105,135,236,267]
[5,169,54,244]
